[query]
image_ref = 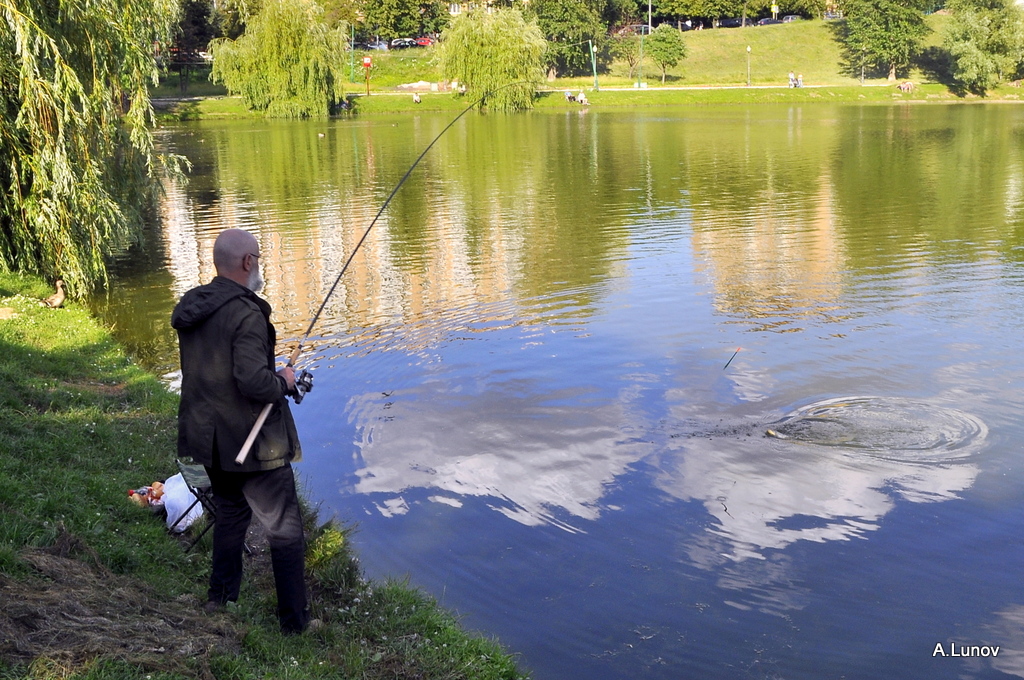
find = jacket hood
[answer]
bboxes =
[172,276,259,330]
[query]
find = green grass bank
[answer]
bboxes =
[157,79,1022,122]
[0,273,524,680]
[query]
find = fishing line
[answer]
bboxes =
[236,80,530,464]
[291,80,532,366]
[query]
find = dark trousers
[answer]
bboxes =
[205,462,308,633]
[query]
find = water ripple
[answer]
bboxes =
[766,396,988,464]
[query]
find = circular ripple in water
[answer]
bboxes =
[766,396,987,463]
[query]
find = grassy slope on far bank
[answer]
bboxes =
[154,13,1023,121]
[0,272,523,680]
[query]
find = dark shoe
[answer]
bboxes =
[203,600,226,614]
[280,611,312,635]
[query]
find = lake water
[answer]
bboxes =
[96,103,1024,679]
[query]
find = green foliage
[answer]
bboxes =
[839,0,930,79]
[610,33,643,77]
[306,525,346,570]
[419,0,453,35]
[659,0,813,20]
[526,0,605,76]
[175,0,220,58]
[210,0,348,117]
[168,0,221,95]
[657,0,744,22]
[647,23,688,81]
[943,0,1024,92]
[437,9,547,112]
[213,0,259,38]
[788,0,828,17]
[364,0,420,38]
[317,0,363,27]
[0,0,178,298]
[603,0,642,27]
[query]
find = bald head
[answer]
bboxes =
[213,229,263,292]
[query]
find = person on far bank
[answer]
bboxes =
[171,228,309,635]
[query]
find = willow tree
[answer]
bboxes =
[210,0,347,118]
[0,0,177,297]
[436,8,546,113]
[944,0,1024,93]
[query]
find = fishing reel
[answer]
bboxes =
[290,368,314,404]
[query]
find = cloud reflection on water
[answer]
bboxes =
[350,382,649,533]
[349,365,981,577]
[986,605,1024,677]
[655,430,979,561]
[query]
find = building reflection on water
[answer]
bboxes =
[159,173,532,359]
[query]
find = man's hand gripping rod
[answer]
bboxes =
[235,344,312,464]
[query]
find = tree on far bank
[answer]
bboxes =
[611,33,643,78]
[603,0,643,28]
[214,0,261,39]
[175,0,219,59]
[943,0,1024,93]
[840,0,930,80]
[656,0,731,22]
[317,0,362,28]
[210,0,347,117]
[171,0,221,93]
[791,0,828,17]
[362,0,418,38]
[437,8,546,112]
[0,0,178,296]
[418,0,452,35]
[647,24,688,82]
[526,0,605,78]
[656,0,768,24]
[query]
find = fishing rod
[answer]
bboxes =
[236,82,528,465]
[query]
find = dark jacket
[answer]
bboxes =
[172,276,301,472]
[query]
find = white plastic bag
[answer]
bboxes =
[162,472,203,532]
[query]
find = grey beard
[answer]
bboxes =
[246,267,264,293]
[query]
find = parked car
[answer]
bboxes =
[719,16,756,27]
[823,10,842,19]
[757,17,782,24]
[362,40,388,50]
[390,38,417,49]
[415,36,435,46]
[782,14,802,21]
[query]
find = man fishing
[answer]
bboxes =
[166,87,512,633]
[171,228,309,634]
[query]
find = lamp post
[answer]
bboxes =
[746,45,751,87]
[589,39,599,91]
[637,33,644,88]
[350,23,356,83]
[637,0,652,88]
